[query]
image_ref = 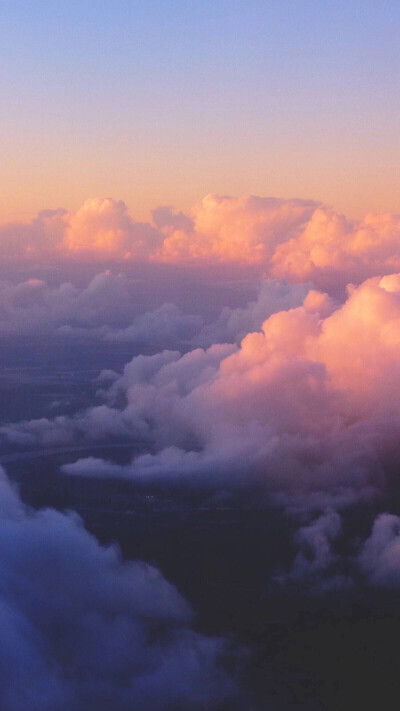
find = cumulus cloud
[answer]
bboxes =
[0,208,67,260]
[271,209,400,290]
[64,198,162,259]
[272,509,355,595]
[195,279,313,347]
[1,195,400,292]
[46,273,400,511]
[0,271,203,349]
[275,508,400,594]
[0,268,313,353]
[153,195,317,265]
[3,195,400,508]
[58,302,202,349]
[289,510,343,579]
[5,191,400,706]
[357,513,400,587]
[0,271,133,335]
[0,198,160,262]
[0,466,237,710]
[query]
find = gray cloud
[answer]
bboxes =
[0,467,237,711]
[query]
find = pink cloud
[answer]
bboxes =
[26,272,396,509]
[1,194,399,295]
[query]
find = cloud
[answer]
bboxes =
[3,220,400,509]
[1,195,400,293]
[153,194,318,265]
[64,198,162,260]
[290,510,342,579]
[5,192,400,704]
[195,278,313,347]
[273,510,354,594]
[48,273,400,511]
[0,271,133,335]
[0,466,237,710]
[0,198,161,263]
[0,209,67,260]
[59,302,203,350]
[0,271,203,349]
[276,509,400,594]
[0,267,313,355]
[272,209,400,290]
[357,513,400,587]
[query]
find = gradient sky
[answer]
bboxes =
[1,0,399,221]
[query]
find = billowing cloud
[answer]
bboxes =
[276,508,400,594]
[0,266,312,358]
[357,513,400,587]
[153,195,317,265]
[1,195,400,293]
[272,209,400,290]
[59,301,202,349]
[0,275,394,507]
[2,190,400,708]
[289,510,343,580]
[0,466,237,710]
[0,198,160,262]
[64,198,162,259]
[1,272,395,513]
[0,271,202,349]
[195,278,312,347]
[0,271,133,335]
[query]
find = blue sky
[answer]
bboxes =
[1,0,399,219]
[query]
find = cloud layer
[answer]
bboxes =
[0,267,310,355]
[0,467,237,711]
[3,195,400,292]
[5,271,400,515]
[3,191,400,706]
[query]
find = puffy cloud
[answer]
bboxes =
[99,302,201,348]
[154,194,317,265]
[0,405,136,449]
[5,265,400,509]
[290,510,342,580]
[274,509,355,594]
[64,198,162,260]
[195,279,313,347]
[357,513,400,587]
[0,198,161,263]
[0,271,132,335]
[59,302,202,350]
[0,209,66,260]
[50,273,400,511]
[1,195,399,292]
[0,466,237,710]
[0,268,312,351]
[271,209,400,290]
[0,271,203,349]
[0,346,236,451]
[277,509,400,593]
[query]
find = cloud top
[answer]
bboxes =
[2,194,400,291]
[5,271,397,511]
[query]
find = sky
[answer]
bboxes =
[1,0,399,221]
[2,4,400,709]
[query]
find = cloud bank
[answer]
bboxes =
[276,507,400,596]
[5,271,400,515]
[0,267,310,355]
[2,194,400,292]
[0,467,238,711]
[61,274,400,506]
[3,190,400,707]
